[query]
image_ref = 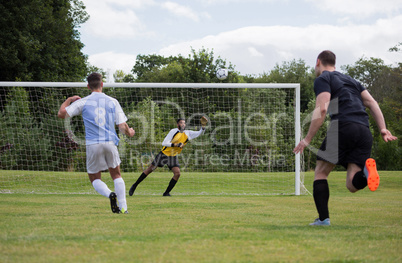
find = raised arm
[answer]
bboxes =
[57,96,81,119]
[361,90,397,142]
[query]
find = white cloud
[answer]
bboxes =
[202,0,279,4]
[306,0,402,17]
[82,0,152,38]
[88,51,138,77]
[161,2,201,22]
[82,1,402,76]
[248,47,264,57]
[158,15,402,74]
[103,0,155,9]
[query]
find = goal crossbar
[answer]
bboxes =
[0,82,299,89]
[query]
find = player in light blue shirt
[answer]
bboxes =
[65,91,127,146]
[58,72,135,214]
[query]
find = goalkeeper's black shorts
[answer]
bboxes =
[316,121,372,169]
[152,151,180,169]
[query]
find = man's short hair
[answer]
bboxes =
[87,72,102,90]
[177,118,185,123]
[317,50,336,66]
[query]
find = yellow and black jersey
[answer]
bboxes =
[161,128,205,156]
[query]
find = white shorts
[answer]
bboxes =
[86,142,121,174]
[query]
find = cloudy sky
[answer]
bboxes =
[79,0,402,79]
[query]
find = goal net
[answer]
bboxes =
[0,82,304,195]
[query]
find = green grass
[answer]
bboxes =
[0,171,401,262]
[0,170,297,195]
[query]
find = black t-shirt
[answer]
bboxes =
[314,71,369,127]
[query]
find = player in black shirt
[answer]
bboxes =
[293,50,397,226]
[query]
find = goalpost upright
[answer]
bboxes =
[295,83,301,195]
[0,81,303,195]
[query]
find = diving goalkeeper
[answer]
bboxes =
[129,117,208,196]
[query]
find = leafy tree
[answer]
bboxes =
[122,74,136,83]
[341,57,391,100]
[0,87,56,170]
[112,69,135,83]
[389,42,402,53]
[86,64,106,81]
[0,0,89,82]
[254,59,315,111]
[132,48,240,83]
[131,54,173,81]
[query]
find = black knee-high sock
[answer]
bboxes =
[129,172,148,196]
[313,179,330,221]
[135,172,148,186]
[352,171,367,190]
[164,178,177,194]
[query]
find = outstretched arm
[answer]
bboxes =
[187,116,208,140]
[187,128,205,141]
[57,96,81,119]
[361,90,397,142]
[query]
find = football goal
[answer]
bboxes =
[0,82,304,195]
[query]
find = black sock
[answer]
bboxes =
[129,172,148,196]
[164,178,177,194]
[313,179,330,221]
[135,172,148,186]
[352,171,367,190]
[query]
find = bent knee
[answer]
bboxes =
[346,182,358,193]
[173,173,180,180]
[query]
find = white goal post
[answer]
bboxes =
[0,81,303,195]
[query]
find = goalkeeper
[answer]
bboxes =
[129,117,208,196]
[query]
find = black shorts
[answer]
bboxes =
[317,121,372,169]
[152,151,180,169]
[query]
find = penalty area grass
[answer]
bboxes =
[0,171,401,262]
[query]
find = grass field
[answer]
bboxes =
[0,171,401,262]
